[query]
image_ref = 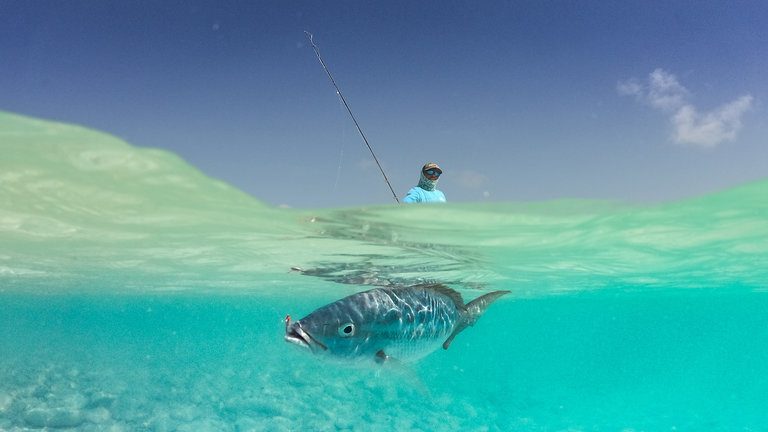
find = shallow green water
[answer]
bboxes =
[2,112,768,430]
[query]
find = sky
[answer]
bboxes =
[1,1,766,208]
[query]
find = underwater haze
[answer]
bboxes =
[2,111,768,431]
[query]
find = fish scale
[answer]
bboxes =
[371,288,459,360]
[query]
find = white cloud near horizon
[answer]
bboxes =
[455,170,489,189]
[618,68,753,148]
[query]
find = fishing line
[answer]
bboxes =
[331,93,346,194]
[305,31,400,204]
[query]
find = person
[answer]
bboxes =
[403,162,446,203]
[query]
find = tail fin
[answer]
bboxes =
[442,290,510,350]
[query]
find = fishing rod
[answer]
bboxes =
[305,31,400,204]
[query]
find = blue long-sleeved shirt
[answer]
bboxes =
[403,186,446,203]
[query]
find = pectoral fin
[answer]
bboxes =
[374,350,430,396]
[375,349,390,364]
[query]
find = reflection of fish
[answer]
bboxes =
[284,284,509,363]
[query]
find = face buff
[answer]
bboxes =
[418,162,442,191]
[418,171,438,191]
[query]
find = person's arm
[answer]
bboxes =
[403,188,421,203]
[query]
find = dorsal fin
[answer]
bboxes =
[416,283,466,311]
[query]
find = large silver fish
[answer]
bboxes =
[284,284,509,363]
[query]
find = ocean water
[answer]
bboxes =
[1,111,768,431]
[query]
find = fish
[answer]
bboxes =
[284,284,509,363]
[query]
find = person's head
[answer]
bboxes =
[422,162,442,181]
[418,162,442,191]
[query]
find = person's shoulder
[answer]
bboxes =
[403,187,424,203]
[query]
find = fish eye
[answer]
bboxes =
[338,323,355,337]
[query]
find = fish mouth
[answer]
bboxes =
[284,317,327,353]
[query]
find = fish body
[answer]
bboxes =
[285,284,509,363]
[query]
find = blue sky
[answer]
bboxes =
[2,1,766,208]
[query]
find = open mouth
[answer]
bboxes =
[284,315,327,352]
[284,323,311,349]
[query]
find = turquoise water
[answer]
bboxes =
[2,112,768,431]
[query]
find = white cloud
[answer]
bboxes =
[456,170,489,188]
[616,79,643,98]
[617,69,688,111]
[618,69,753,147]
[646,68,689,111]
[673,95,754,148]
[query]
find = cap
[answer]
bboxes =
[422,162,442,174]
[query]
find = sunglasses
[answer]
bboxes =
[423,169,442,176]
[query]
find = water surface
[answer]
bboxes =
[2,112,767,431]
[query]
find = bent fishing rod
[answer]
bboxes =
[305,31,400,204]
